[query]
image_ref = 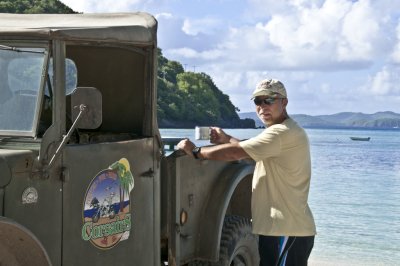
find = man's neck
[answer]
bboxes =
[267,112,289,127]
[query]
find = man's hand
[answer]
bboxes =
[210,127,229,144]
[177,138,196,157]
[210,127,240,144]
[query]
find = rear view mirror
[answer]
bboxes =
[71,87,102,129]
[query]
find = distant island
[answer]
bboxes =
[239,111,400,129]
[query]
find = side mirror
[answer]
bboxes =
[71,87,102,129]
[43,87,102,170]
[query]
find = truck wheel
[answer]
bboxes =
[189,215,259,266]
[217,215,259,266]
[0,217,51,266]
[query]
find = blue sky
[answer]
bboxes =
[60,0,400,115]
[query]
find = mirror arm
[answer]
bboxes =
[46,104,87,170]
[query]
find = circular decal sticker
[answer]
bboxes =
[81,158,134,249]
[22,187,38,204]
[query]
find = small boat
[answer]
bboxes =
[350,137,370,141]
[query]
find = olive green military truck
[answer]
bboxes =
[0,12,258,266]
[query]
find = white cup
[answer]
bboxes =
[195,126,210,140]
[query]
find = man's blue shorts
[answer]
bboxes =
[258,235,315,266]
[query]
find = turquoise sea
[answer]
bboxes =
[160,127,400,266]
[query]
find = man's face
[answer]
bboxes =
[254,96,288,126]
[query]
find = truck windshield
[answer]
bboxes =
[0,46,46,136]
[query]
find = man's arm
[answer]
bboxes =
[177,139,250,161]
[201,142,250,161]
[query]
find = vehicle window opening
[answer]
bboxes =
[65,45,147,144]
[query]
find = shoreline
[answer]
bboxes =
[309,258,385,266]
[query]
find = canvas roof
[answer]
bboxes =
[0,12,157,45]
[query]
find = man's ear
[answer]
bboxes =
[282,98,288,107]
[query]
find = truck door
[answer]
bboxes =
[59,38,159,265]
[62,138,158,265]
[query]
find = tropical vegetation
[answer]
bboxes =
[0,0,75,13]
[157,49,254,128]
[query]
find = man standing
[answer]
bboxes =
[177,78,316,266]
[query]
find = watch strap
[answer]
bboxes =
[192,147,201,159]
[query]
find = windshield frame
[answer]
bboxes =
[0,40,50,138]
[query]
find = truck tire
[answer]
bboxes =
[190,215,259,266]
[0,217,51,266]
[218,215,259,266]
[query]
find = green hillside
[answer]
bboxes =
[0,0,76,13]
[157,49,254,128]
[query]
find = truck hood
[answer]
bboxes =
[0,149,35,188]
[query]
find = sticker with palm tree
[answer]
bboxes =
[81,158,135,249]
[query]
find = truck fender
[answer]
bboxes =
[196,162,254,261]
[0,216,52,266]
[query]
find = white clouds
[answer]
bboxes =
[367,66,400,96]
[296,0,349,47]
[163,0,399,113]
[182,17,223,36]
[61,0,397,70]
[245,0,324,19]
[58,0,400,114]
[155,13,172,20]
[390,22,400,63]
[370,68,391,95]
[244,0,390,68]
[60,0,140,13]
[167,47,224,60]
[338,0,385,61]
[60,0,163,13]
[169,0,393,74]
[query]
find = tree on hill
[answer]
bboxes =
[157,48,254,128]
[0,0,76,14]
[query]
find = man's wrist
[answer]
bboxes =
[192,146,201,159]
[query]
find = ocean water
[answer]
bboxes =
[160,127,400,266]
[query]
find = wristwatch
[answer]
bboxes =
[192,147,201,159]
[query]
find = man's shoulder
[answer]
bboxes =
[268,118,307,139]
[283,118,306,131]
[267,118,296,132]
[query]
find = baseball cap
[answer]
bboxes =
[251,79,287,99]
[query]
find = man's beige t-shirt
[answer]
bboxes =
[239,118,316,236]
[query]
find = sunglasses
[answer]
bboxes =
[253,97,282,106]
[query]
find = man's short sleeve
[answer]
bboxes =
[239,126,284,162]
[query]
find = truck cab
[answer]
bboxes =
[0,12,256,266]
